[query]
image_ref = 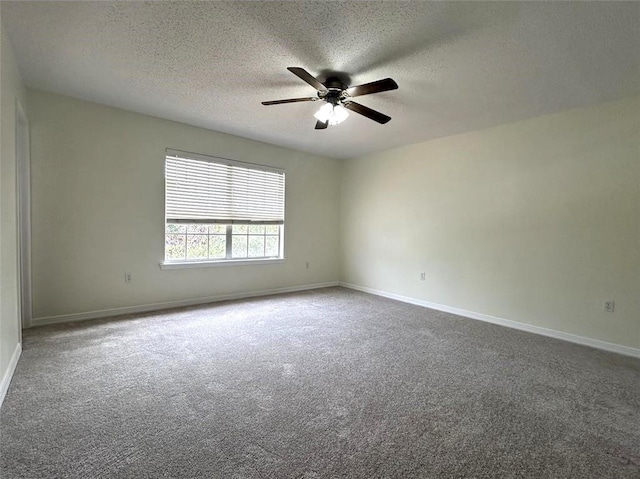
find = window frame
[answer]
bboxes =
[161,149,286,269]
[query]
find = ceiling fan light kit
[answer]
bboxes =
[314,103,349,125]
[262,67,398,129]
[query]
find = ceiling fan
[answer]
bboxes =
[262,67,398,129]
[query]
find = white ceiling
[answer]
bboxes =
[3,1,639,159]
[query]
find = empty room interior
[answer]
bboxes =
[1,1,639,478]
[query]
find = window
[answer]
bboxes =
[164,149,285,264]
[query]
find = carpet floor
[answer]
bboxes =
[1,287,639,478]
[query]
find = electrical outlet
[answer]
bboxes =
[420,272,426,281]
[603,301,614,313]
[125,272,132,283]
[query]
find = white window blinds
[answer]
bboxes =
[165,150,285,225]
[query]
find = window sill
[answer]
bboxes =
[160,258,286,270]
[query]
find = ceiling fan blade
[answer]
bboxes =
[287,67,327,91]
[314,120,328,130]
[343,101,391,124]
[261,97,317,105]
[346,78,398,97]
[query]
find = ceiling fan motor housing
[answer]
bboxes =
[320,76,348,105]
[323,76,347,90]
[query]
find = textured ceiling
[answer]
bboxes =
[3,1,639,159]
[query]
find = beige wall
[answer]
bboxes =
[14,80,640,353]
[341,96,640,349]
[0,17,27,386]
[28,90,341,320]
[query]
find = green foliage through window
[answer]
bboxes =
[165,223,281,262]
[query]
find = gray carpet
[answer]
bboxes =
[1,287,639,478]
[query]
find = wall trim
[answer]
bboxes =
[32,281,340,327]
[29,280,639,358]
[0,342,22,408]
[16,99,33,330]
[340,282,640,359]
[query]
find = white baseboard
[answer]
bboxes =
[32,281,340,327]
[0,342,22,408]
[340,282,640,359]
